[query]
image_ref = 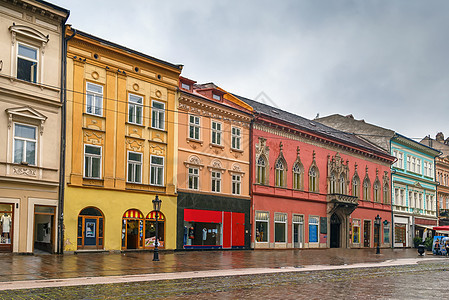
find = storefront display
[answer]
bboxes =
[145,211,165,248]
[0,204,13,252]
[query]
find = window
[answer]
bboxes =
[255,211,269,242]
[151,101,165,130]
[211,171,221,192]
[352,219,361,244]
[189,115,200,140]
[339,174,346,194]
[308,216,319,243]
[352,176,359,197]
[275,159,286,187]
[84,145,101,178]
[329,172,337,194]
[150,155,164,186]
[416,158,421,174]
[256,156,267,185]
[407,155,411,171]
[383,224,390,244]
[373,180,380,202]
[396,152,403,169]
[292,162,303,190]
[411,157,416,173]
[212,94,221,101]
[86,82,103,116]
[232,174,241,195]
[383,183,390,204]
[13,123,36,165]
[128,94,143,125]
[440,196,444,209]
[231,127,241,150]
[188,168,199,190]
[309,167,318,192]
[446,197,449,209]
[363,178,370,200]
[400,189,405,206]
[274,213,287,243]
[211,121,222,145]
[394,188,400,206]
[127,151,142,183]
[17,43,38,83]
[181,83,190,90]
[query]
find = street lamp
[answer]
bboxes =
[375,214,381,254]
[152,195,162,261]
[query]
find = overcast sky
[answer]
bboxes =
[52,0,449,141]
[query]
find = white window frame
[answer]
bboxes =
[274,212,287,243]
[211,171,221,193]
[151,100,165,130]
[13,122,37,166]
[232,174,241,195]
[416,158,421,175]
[127,151,142,183]
[231,126,242,150]
[188,167,199,190]
[128,94,143,125]
[84,144,102,179]
[16,42,39,83]
[397,152,403,169]
[255,211,269,243]
[211,120,222,145]
[150,155,164,186]
[189,115,200,140]
[86,82,103,116]
[212,94,221,101]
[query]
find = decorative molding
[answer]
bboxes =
[149,144,164,156]
[6,106,47,135]
[84,130,104,145]
[207,159,226,173]
[12,167,36,177]
[184,155,204,170]
[229,163,245,176]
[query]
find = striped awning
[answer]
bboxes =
[146,211,165,221]
[123,209,144,219]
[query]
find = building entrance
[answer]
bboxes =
[0,203,13,253]
[34,205,55,253]
[364,220,371,247]
[77,207,104,250]
[330,213,341,248]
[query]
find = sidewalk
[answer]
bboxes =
[0,248,439,284]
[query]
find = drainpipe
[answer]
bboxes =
[57,25,76,254]
[248,117,254,249]
[390,137,395,249]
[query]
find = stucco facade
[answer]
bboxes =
[63,27,182,252]
[0,0,68,253]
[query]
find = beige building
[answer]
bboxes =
[0,0,68,253]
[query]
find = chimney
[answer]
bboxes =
[436,132,444,142]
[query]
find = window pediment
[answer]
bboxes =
[184,155,204,170]
[6,106,47,135]
[10,24,49,44]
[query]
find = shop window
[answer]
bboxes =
[128,94,143,125]
[308,216,319,243]
[122,209,144,249]
[77,207,104,250]
[383,223,390,244]
[145,211,165,248]
[188,167,199,190]
[86,82,103,116]
[292,214,304,248]
[0,204,13,251]
[84,144,102,179]
[189,115,200,140]
[211,121,222,145]
[231,127,241,150]
[211,171,221,193]
[255,211,269,243]
[127,151,142,183]
[232,174,241,195]
[17,43,38,83]
[151,100,165,130]
[256,155,267,185]
[274,213,287,243]
[13,123,37,165]
[150,155,164,186]
[352,219,361,244]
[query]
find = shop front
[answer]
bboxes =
[34,205,55,253]
[121,209,166,250]
[394,215,411,247]
[0,203,13,253]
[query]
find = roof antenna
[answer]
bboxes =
[314,113,319,119]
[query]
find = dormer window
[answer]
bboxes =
[181,83,190,90]
[212,94,221,101]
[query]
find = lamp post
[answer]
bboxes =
[152,195,162,261]
[375,214,381,254]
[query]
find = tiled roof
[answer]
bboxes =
[235,94,389,156]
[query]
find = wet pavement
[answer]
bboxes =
[0,248,435,282]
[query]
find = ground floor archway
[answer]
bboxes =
[330,213,341,248]
[77,207,104,250]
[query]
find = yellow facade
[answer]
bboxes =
[64,26,181,252]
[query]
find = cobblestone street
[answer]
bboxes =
[0,259,447,299]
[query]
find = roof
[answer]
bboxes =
[35,0,69,15]
[235,95,391,158]
[70,28,183,71]
[393,133,441,157]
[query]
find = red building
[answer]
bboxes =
[238,96,395,249]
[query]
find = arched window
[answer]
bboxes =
[145,211,165,249]
[292,162,303,190]
[339,173,346,194]
[275,159,286,187]
[329,172,337,194]
[256,155,267,185]
[383,183,390,204]
[121,209,144,250]
[363,178,371,200]
[373,180,380,202]
[77,207,104,250]
[352,176,359,197]
[309,166,318,192]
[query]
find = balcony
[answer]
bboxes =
[327,193,359,215]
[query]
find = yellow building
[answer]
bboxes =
[64,26,182,252]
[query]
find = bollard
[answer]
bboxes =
[417,244,425,256]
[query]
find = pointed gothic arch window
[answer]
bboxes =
[383,182,390,204]
[373,179,381,203]
[339,173,346,194]
[363,177,371,201]
[329,172,337,194]
[256,155,267,185]
[292,162,304,190]
[352,175,360,197]
[309,166,319,192]
[275,158,286,187]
